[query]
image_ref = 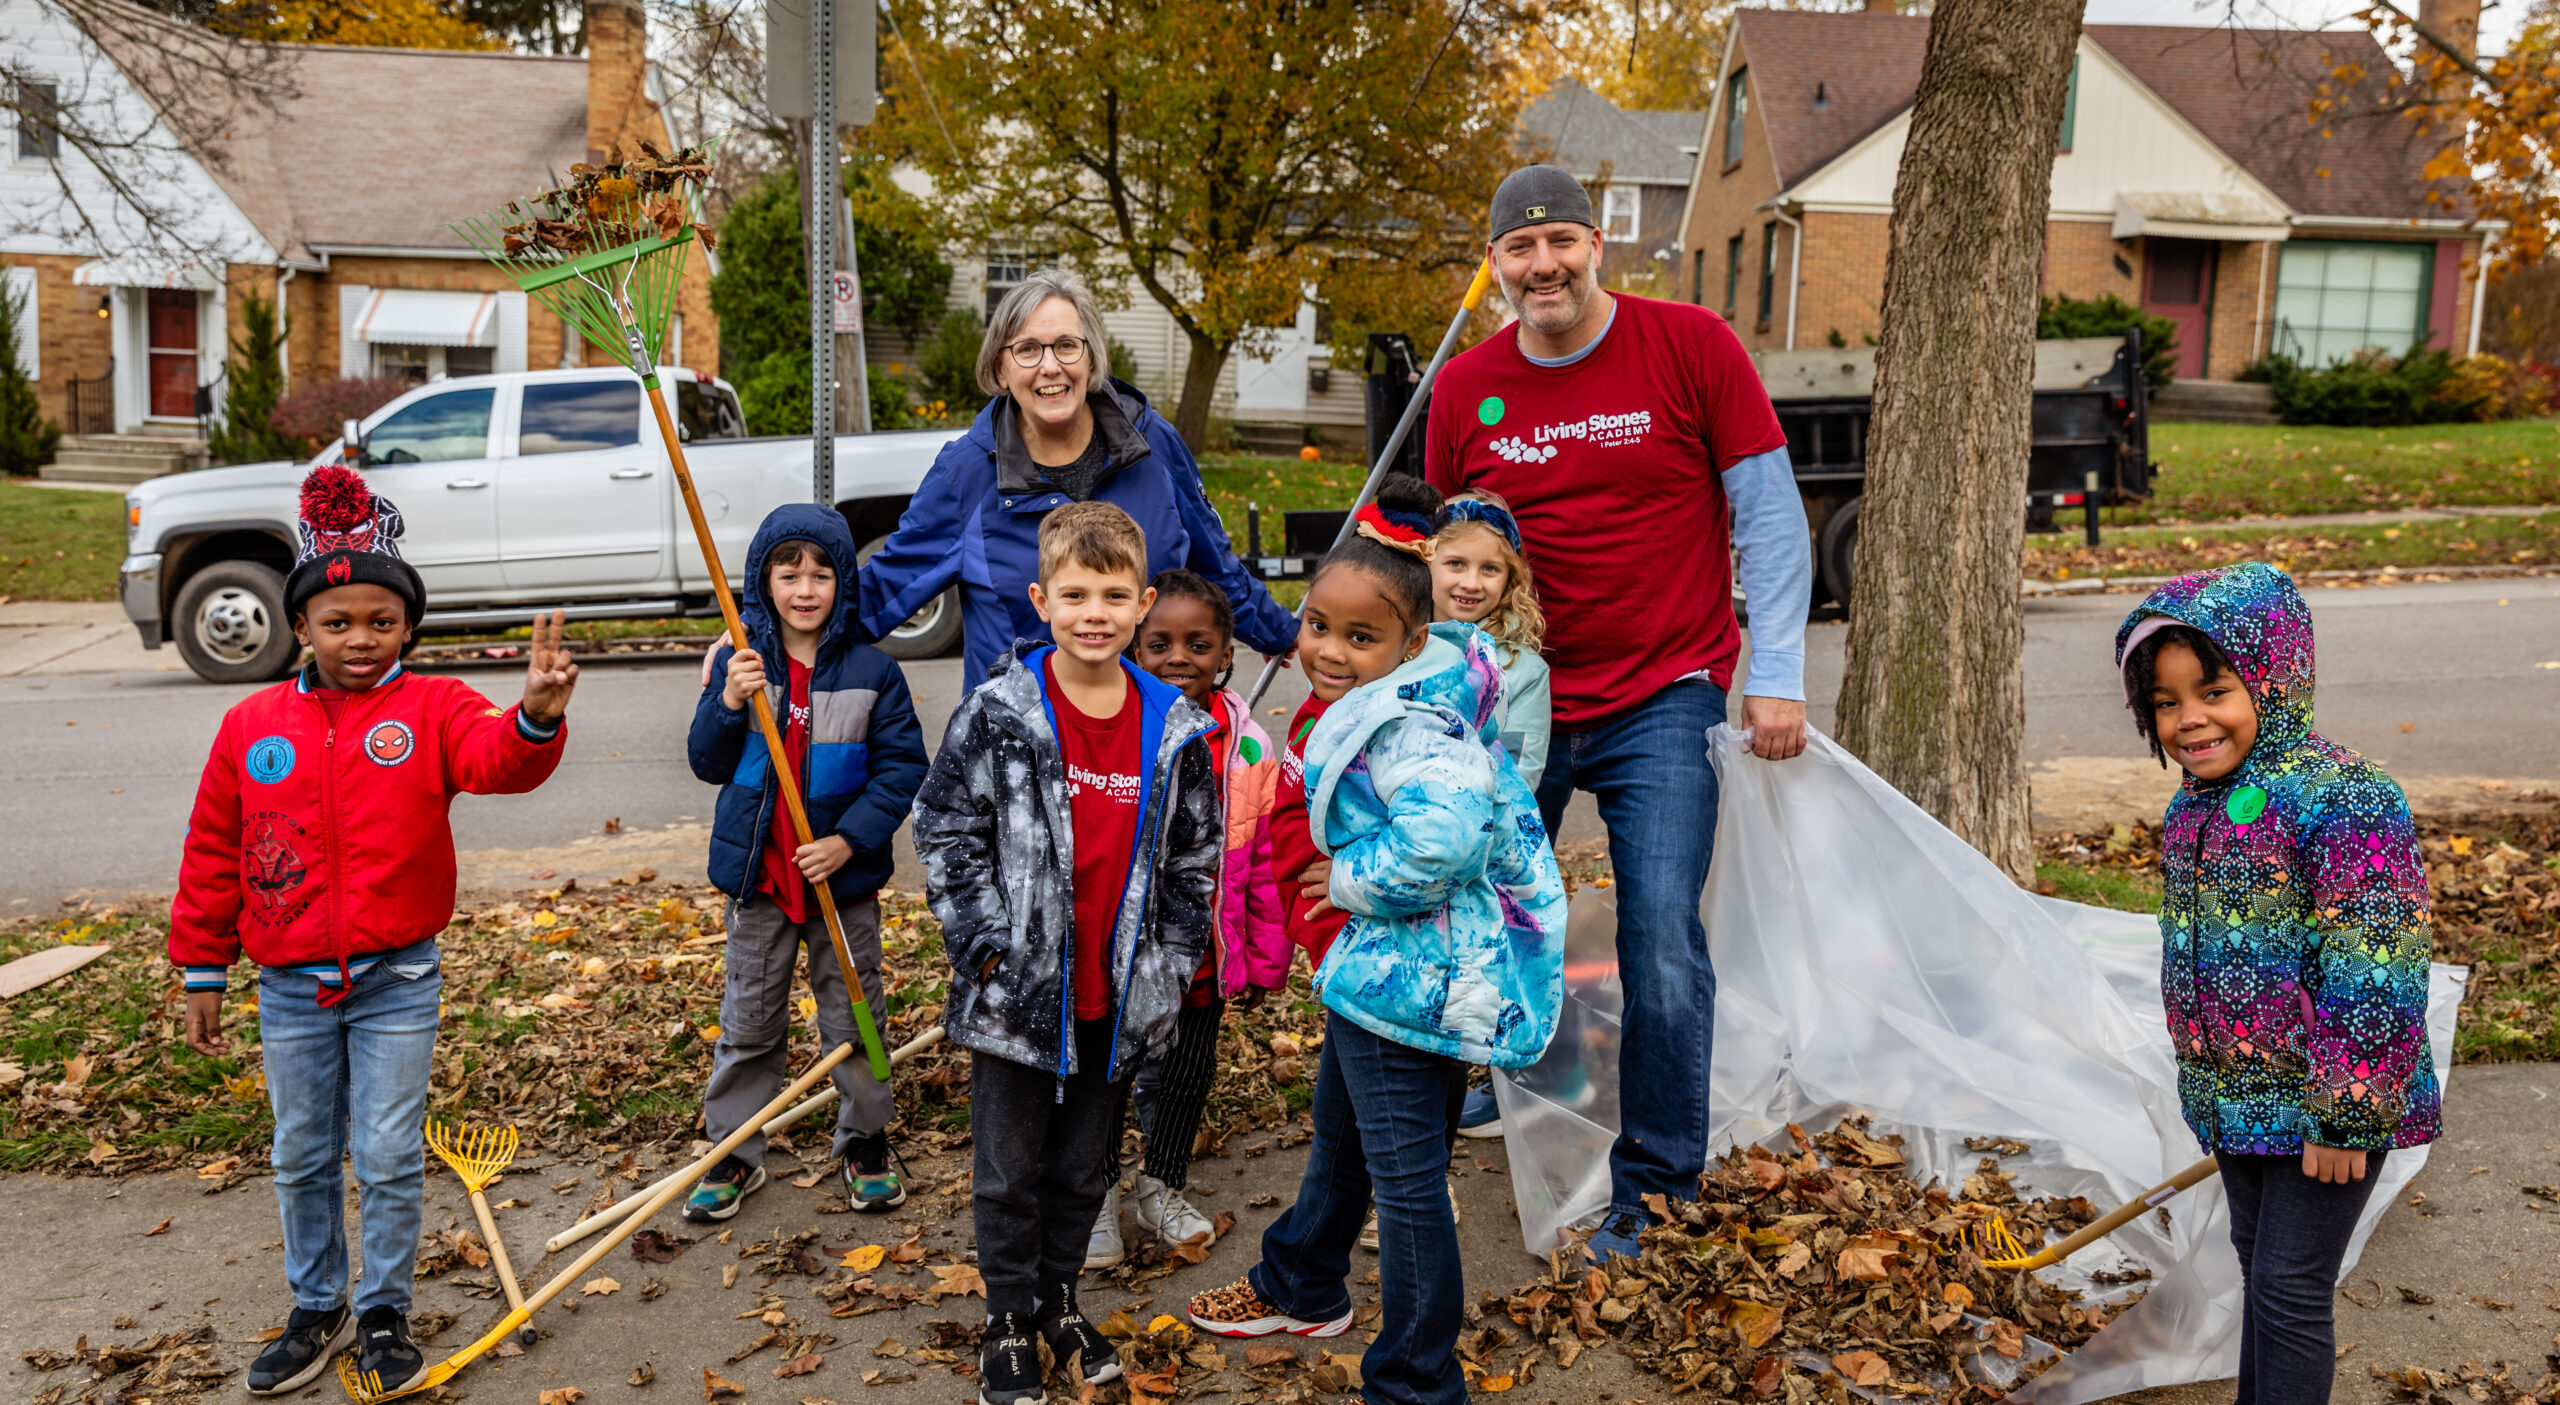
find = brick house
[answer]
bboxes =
[1678,7,2494,382]
[1,0,716,475]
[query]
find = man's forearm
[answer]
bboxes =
[1723,447,1813,702]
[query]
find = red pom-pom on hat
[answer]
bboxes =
[298,463,375,534]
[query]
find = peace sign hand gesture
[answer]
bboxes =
[521,610,580,726]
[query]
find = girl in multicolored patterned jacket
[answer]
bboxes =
[2116,561,2437,1405]
[1188,477,1567,1405]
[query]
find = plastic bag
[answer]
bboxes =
[1493,725,2462,1402]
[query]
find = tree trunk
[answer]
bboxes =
[1834,0,2086,884]
[1170,326,1232,453]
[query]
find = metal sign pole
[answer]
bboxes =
[808,0,837,505]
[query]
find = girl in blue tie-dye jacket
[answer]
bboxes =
[2115,561,2436,1404]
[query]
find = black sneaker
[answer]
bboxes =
[1035,1284,1121,1385]
[246,1304,352,1395]
[843,1132,908,1211]
[353,1306,428,1397]
[977,1311,1048,1405]
[682,1154,767,1224]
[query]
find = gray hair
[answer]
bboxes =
[977,269,1114,395]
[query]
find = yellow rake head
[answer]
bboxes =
[424,1119,518,1194]
[1961,1213,2047,1271]
[335,1303,533,1402]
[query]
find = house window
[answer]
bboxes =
[15,82,58,160]
[1722,69,1749,167]
[372,345,492,384]
[1757,222,1777,324]
[1602,187,1640,241]
[2273,241,2432,367]
[984,249,1031,318]
[2058,54,2080,152]
[1725,234,1744,315]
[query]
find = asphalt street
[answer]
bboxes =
[3,575,2554,911]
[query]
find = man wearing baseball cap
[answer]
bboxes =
[1423,163,1814,1263]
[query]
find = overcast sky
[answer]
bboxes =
[2081,0,2530,53]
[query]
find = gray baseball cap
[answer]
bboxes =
[1489,164,1595,242]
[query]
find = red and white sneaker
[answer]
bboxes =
[1187,1278,1353,1338]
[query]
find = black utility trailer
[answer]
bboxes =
[1244,329,2157,610]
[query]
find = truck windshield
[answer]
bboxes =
[676,379,748,442]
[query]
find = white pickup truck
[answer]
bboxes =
[120,366,965,682]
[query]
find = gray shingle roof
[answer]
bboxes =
[1516,78,1706,187]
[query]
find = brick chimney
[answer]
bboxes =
[586,0,648,164]
[2418,0,2480,62]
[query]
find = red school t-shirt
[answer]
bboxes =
[755,655,816,923]
[1268,694,1347,970]
[1049,658,1145,1021]
[1424,293,1786,731]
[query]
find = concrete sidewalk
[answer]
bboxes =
[7,1063,2558,1404]
[0,601,174,678]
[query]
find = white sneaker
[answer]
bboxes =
[1132,1172,1217,1247]
[1356,1181,1461,1253]
[1086,1181,1127,1270]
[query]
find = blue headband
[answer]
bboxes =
[1437,498,1521,552]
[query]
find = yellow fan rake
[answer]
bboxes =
[1962,1156,2220,1271]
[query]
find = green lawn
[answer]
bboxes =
[2026,511,2558,582]
[0,481,125,602]
[2123,420,2560,524]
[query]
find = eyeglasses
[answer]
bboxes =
[1005,335,1087,369]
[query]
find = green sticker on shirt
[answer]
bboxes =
[1477,396,1505,426]
[1239,736,1264,764]
[2225,785,2269,825]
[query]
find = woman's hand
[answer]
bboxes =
[795,835,854,884]
[1236,985,1272,1012]
[2302,1143,2368,1184]
[722,648,767,711]
[184,990,228,1057]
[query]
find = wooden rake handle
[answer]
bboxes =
[2010,1156,2221,1271]
[628,332,890,1084]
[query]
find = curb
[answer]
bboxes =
[2025,564,2560,596]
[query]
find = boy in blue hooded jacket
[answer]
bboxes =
[684,503,929,1220]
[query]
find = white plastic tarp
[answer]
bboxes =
[1493,725,2463,1402]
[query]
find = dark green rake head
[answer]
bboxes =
[452,141,719,373]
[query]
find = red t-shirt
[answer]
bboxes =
[756,655,816,922]
[1050,659,1145,1021]
[1268,695,1347,970]
[1425,293,1786,730]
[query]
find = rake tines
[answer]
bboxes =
[1963,1212,2042,1270]
[425,1119,518,1193]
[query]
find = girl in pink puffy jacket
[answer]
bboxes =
[1087,570,1289,1267]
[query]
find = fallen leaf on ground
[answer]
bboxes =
[702,1366,744,1399]
[1244,1340,1296,1367]
[583,1276,622,1296]
[143,1216,171,1235]
[773,1352,823,1378]
[924,1264,984,1302]
[841,1245,887,1272]
[1830,1350,1889,1386]
[196,1156,240,1179]
[539,1389,586,1405]
[630,1362,657,1385]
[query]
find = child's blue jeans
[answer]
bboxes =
[2218,1149,2387,1405]
[258,941,442,1316]
[1248,1013,1469,1405]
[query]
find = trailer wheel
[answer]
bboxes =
[1819,496,1861,608]
[173,560,301,684]
[858,534,963,660]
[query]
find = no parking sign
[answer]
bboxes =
[831,271,861,335]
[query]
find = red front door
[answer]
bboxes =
[2142,239,2215,381]
[147,289,198,418]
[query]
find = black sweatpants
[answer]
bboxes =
[972,1019,1131,1317]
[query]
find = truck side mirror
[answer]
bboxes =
[342,418,366,467]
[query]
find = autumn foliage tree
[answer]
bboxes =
[2341,0,2559,271]
[879,0,1525,449]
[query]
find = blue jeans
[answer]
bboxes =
[258,941,442,1315]
[2219,1151,2386,1405]
[1249,1015,1469,1405]
[1535,678,1724,1217]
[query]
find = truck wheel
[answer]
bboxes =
[173,561,301,684]
[1819,496,1861,609]
[857,534,963,660]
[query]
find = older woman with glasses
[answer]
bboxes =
[857,269,1297,690]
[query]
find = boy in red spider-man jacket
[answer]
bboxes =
[170,465,577,1398]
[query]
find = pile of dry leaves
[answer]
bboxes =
[499,141,718,258]
[21,1325,232,1404]
[2369,1357,2560,1404]
[1502,1120,2135,1403]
